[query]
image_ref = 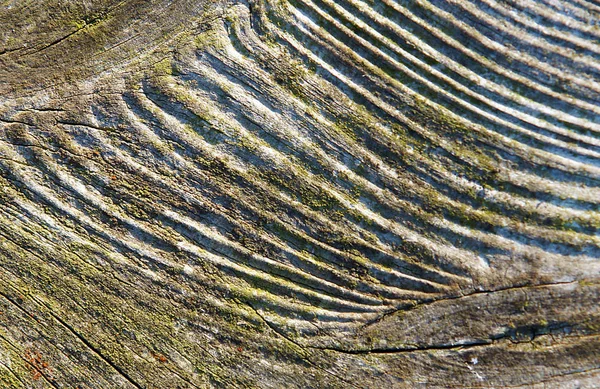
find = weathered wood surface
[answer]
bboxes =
[1,0,599,387]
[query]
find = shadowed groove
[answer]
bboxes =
[1,0,599,387]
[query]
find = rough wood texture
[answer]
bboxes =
[1,0,599,387]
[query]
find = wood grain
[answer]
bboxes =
[1,0,599,387]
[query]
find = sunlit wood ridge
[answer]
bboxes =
[0,0,599,387]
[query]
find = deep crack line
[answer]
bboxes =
[33,299,145,389]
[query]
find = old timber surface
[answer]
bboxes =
[0,0,599,388]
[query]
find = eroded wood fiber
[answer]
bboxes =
[0,0,599,387]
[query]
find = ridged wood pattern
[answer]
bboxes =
[0,0,599,387]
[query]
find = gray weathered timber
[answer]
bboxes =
[1,0,599,387]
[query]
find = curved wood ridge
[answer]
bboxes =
[0,0,599,387]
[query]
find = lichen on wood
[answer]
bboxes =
[1,0,599,387]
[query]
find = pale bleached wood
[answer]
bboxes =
[0,0,599,387]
